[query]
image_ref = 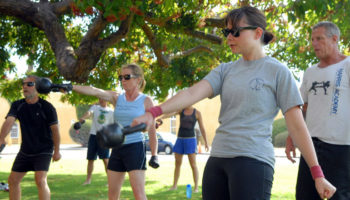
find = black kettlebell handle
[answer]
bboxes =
[123,123,147,135]
[51,83,73,92]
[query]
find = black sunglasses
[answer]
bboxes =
[22,81,35,87]
[221,26,258,37]
[118,74,137,81]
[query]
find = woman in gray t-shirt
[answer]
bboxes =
[133,6,336,200]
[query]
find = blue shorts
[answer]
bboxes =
[87,135,110,160]
[107,141,146,172]
[12,151,52,172]
[173,137,197,154]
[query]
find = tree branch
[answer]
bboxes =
[0,0,82,81]
[0,0,43,29]
[78,14,108,51]
[145,14,223,45]
[183,29,222,45]
[140,22,170,67]
[50,0,72,16]
[169,45,212,60]
[36,3,78,80]
[70,15,134,82]
[97,14,134,50]
[238,0,251,6]
[204,18,225,28]
[0,0,76,73]
[144,12,181,27]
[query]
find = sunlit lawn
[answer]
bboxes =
[0,154,298,200]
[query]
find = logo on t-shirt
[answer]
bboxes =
[97,110,109,124]
[308,81,330,95]
[249,78,264,91]
[330,68,344,115]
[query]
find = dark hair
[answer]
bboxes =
[121,63,146,92]
[224,6,274,45]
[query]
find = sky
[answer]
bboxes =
[8,55,28,79]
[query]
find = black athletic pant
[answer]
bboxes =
[296,137,350,200]
[202,156,274,200]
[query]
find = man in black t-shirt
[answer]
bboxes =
[0,75,61,199]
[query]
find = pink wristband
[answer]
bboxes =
[310,165,324,180]
[146,106,163,119]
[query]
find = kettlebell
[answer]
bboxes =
[73,120,85,130]
[96,122,146,148]
[35,77,72,94]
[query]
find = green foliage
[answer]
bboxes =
[251,0,350,71]
[76,104,93,119]
[274,131,289,147]
[272,118,287,144]
[1,0,349,105]
[0,0,233,104]
[0,79,23,102]
[0,17,21,83]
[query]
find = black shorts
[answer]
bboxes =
[87,135,110,160]
[107,141,146,172]
[12,151,52,172]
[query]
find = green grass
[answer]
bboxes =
[0,157,298,200]
[272,118,287,144]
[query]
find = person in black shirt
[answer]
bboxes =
[0,75,61,200]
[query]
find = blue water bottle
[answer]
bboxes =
[186,184,192,199]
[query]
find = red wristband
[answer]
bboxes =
[146,106,163,119]
[310,165,324,180]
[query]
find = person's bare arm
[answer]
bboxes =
[132,80,213,129]
[0,116,16,145]
[285,135,296,163]
[158,112,179,120]
[79,110,92,122]
[196,110,209,152]
[144,97,158,156]
[50,124,61,162]
[285,106,336,199]
[285,103,308,163]
[160,80,213,114]
[72,85,118,106]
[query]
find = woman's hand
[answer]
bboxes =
[204,143,209,152]
[315,177,336,199]
[155,119,163,129]
[285,135,297,163]
[131,112,155,131]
